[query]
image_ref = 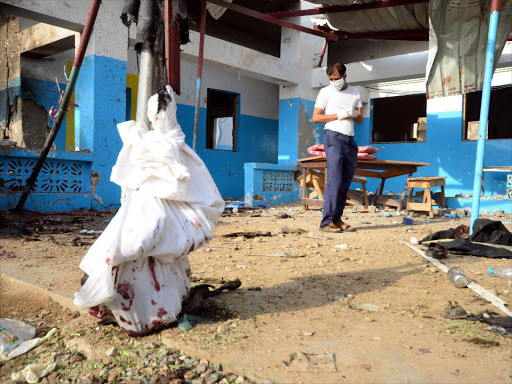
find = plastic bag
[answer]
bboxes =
[11,362,56,383]
[74,86,224,335]
[0,318,36,353]
[1,328,57,362]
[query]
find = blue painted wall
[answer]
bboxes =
[177,104,278,199]
[21,77,67,150]
[354,99,512,199]
[76,54,127,209]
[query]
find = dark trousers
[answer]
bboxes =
[320,130,358,228]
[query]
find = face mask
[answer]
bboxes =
[331,77,345,91]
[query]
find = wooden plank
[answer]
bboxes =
[301,198,324,207]
[374,197,400,207]
[380,170,413,179]
[354,169,384,178]
[401,241,512,318]
[406,202,430,211]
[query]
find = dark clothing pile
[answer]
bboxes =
[420,219,512,259]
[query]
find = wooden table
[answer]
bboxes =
[297,156,429,210]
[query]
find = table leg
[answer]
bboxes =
[398,172,413,211]
[440,185,446,208]
[373,178,385,206]
[302,167,307,210]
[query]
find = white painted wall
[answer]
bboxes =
[127,46,279,121]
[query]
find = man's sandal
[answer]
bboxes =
[320,222,343,233]
[335,221,356,232]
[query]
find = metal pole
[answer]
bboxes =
[16,0,101,212]
[470,0,500,233]
[136,47,154,127]
[317,39,328,67]
[192,0,207,152]
[268,0,429,18]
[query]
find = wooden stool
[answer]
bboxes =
[405,177,446,218]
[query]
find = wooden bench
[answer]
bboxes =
[297,170,369,209]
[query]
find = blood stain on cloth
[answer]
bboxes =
[117,282,135,311]
[148,256,161,291]
[157,307,168,318]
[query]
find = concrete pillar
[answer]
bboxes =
[74,10,128,208]
[0,15,21,144]
[277,6,325,165]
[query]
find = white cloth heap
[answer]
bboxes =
[74,86,224,335]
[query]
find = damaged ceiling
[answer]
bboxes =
[203,0,511,98]
[187,0,299,57]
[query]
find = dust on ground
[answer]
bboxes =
[1,205,511,383]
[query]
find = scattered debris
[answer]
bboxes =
[223,231,272,239]
[276,213,291,219]
[350,303,380,312]
[402,218,414,225]
[283,352,337,372]
[442,301,470,319]
[1,327,57,362]
[248,253,306,258]
[463,337,500,348]
[401,241,512,317]
[410,237,419,245]
[178,314,193,331]
[0,250,15,260]
[10,362,57,383]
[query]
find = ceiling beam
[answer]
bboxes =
[268,0,429,18]
[340,29,429,41]
[205,0,338,41]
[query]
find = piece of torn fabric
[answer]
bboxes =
[428,238,512,259]
[420,225,469,243]
[74,86,225,336]
[426,0,512,98]
[207,0,233,20]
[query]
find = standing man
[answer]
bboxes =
[312,62,363,233]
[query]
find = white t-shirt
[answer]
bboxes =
[314,85,362,136]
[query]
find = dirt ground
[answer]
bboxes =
[1,205,512,383]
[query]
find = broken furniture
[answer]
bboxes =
[297,155,429,211]
[405,176,446,218]
[297,169,369,208]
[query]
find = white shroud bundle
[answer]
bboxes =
[74,86,224,335]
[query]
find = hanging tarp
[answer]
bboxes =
[426,0,512,98]
[307,0,428,33]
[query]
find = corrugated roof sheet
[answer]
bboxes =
[308,0,428,33]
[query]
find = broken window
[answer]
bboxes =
[206,89,238,151]
[371,94,427,143]
[463,86,512,141]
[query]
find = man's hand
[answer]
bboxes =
[344,106,359,118]
[337,110,350,120]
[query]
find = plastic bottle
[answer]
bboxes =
[488,267,512,281]
[447,266,471,288]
